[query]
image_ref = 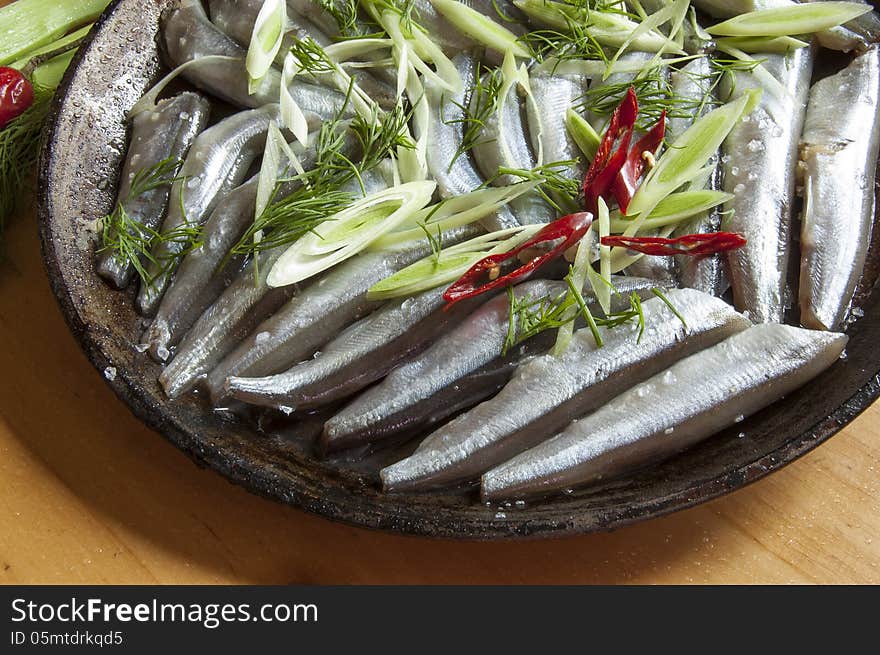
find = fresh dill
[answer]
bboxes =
[502,270,656,355]
[98,157,204,288]
[127,156,185,198]
[0,84,52,238]
[317,0,372,38]
[446,66,503,166]
[519,19,607,65]
[495,160,582,213]
[230,90,415,257]
[577,64,687,131]
[287,38,338,78]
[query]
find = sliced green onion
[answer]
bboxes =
[565,108,601,162]
[626,90,758,221]
[606,0,689,74]
[534,54,699,79]
[246,0,286,94]
[323,38,394,61]
[371,182,540,248]
[267,181,437,287]
[496,52,536,167]
[129,55,243,117]
[715,42,788,109]
[609,190,733,232]
[555,198,607,356]
[429,0,531,57]
[281,51,311,144]
[715,35,809,53]
[0,0,109,66]
[513,0,681,52]
[367,225,541,300]
[706,2,872,37]
[255,122,303,224]
[371,5,463,93]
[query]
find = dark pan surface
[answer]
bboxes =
[37,0,880,539]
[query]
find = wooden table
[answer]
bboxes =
[0,200,878,585]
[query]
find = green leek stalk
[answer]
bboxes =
[0,0,109,65]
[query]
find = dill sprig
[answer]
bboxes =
[446,66,503,166]
[317,0,373,38]
[127,157,185,198]
[519,19,607,65]
[369,0,421,36]
[0,85,52,239]
[577,65,687,130]
[230,93,415,256]
[502,271,654,355]
[495,160,582,213]
[97,157,203,288]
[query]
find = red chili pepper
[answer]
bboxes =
[612,110,666,213]
[0,67,34,130]
[601,232,747,257]
[444,212,593,305]
[582,86,638,215]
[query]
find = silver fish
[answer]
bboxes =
[584,51,654,134]
[97,92,210,290]
[225,286,461,410]
[205,246,437,403]
[136,105,279,317]
[799,48,880,331]
[425,51,520,232]
[143,136,323,360]
[163,0,351,117]
[691,0,873,52]
[669,56,729,297]
[381,289,751,491]
[526,69,588,183]
[471,70,556,225]
[482,324,847,500]
[720,48,813,324]
[159,247,296,399]
[143,177,254,360]
[322,276,660,453]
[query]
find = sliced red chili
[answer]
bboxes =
[0,67,34,130]
[612,110,666,213]
[444,212,593,305]
[601,232,747,257]
[582,86,638,215]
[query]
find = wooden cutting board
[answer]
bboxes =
[0,199,878,584]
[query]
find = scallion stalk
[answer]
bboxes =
[0,0,109,66]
